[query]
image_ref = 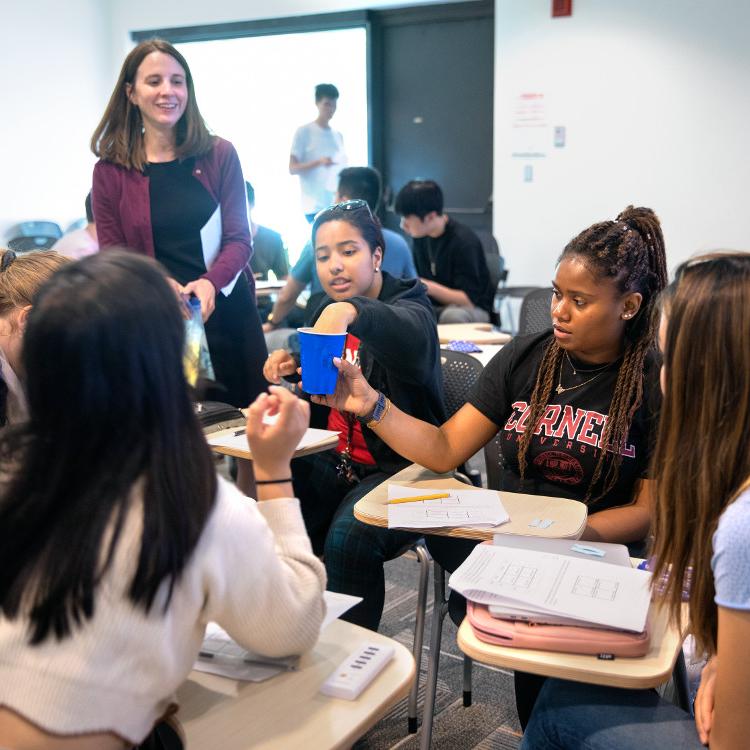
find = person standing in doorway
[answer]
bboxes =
[289,84,347,223]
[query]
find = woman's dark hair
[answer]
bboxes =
[517,206,668,502]
[0,251,217,643]
[91,39,214,172]
[311,202,386,259]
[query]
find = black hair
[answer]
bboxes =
[245,180,255,207]
[337,167,381,213]
[394,180,443,219]
[85,191,94,224]
[315,83,339,102]
[0,251,217,643]
[312,203,386,259]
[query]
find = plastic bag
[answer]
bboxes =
[183,296,215,387]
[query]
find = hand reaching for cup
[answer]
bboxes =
[309,356,379,417]
[264,349,298,384]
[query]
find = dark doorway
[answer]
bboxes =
[372,1,494,235]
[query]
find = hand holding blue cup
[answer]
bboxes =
[297,327,347,395]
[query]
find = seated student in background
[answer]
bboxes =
[520,252,750,750]
[395,179,493,324]
[50,192,99,259]
[0,252,325,750]
[314,207,666,718]
[264,201,443,630]
[245,180,289,282]
[264,166,417,351]
[0,249,68,427]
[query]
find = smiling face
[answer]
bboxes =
[314,219,382,301]
[551,256,642,364]
[126,51,188,133]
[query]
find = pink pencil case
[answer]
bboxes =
[466,601,651,659]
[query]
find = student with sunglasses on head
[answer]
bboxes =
[0,249,69,427]
[264,200,444,630]
[316,206,667,720]
[519,252,750,750]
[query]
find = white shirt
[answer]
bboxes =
[290,122,346,214]
[0,477,326,743]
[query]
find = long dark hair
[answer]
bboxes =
[91,39,214,172]
[651,252,750,655]
[311,201,386,259]
[517,206,668,502]
[0,251,217,643]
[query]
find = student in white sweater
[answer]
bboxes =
[0,251,326,749]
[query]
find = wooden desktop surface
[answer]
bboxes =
[177,619,415,750]
[353,463,587,541]
[457,599,684,690]
[437,323,511,345]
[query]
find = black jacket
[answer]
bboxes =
[311,272,446,474]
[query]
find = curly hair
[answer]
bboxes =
[516,206,668,502]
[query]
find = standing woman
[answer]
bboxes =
[91,39,267,407]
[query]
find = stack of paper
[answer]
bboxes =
[386,485,509,530]
[194,591,362,682]
[449,544,651,633]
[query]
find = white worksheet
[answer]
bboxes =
[448,544,651,633]
[208,427,338,455]
[194,591,362,682]
[386,484,509,530]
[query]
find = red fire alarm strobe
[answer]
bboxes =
[553,0,572,17]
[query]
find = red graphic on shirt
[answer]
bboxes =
[327,334,375,465]
[533,451,584,485]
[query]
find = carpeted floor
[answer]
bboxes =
[354,551,522,750]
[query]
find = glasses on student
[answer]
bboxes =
[313,199,373,224]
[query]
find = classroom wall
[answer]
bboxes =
[493,0,750,284]
[0,0,110,239]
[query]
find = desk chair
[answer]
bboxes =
[5,221,62,252]
[408,351,484,741]
[494,286,541,336]
[518,287,553,335]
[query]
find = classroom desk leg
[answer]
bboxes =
[672,649,691,712]
[462,655,473,707]
[420,562,449,750]
[408,542,431,733]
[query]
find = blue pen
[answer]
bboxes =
[571,544,606,557]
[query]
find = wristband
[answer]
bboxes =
[364,392,391,429]
[255,478,293,485]
[266,312,278,328]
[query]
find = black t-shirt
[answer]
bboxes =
[412,218,494,313]
[147,158,217,285]
[468,331,661,512]
[250,224,289,280]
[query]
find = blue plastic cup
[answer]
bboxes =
[297,327,347,395]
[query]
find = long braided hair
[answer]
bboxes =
[517,206,668,503]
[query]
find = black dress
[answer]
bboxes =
[147,158,267,407]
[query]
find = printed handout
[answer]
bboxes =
[387,484,509,530]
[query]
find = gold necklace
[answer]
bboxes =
[555,356,607,395]
[564,351,612,376]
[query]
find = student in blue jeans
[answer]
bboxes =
[521,252,750,749]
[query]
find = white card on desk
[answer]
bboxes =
[208,427,338,454]
[386,484,509,530]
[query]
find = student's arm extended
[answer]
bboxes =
[579,478,654,544]
[311,354,499,473]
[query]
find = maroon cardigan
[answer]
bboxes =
[92,137,254,293]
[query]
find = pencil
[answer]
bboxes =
[387,492,451,505]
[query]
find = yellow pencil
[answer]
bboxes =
[387,492,451,505]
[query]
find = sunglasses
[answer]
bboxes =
[313,199,373,224]
[0,250,17,272]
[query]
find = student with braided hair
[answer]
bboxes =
[315,205,667,723]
